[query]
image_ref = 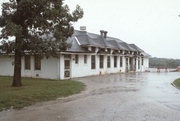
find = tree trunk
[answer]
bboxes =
[12,39,22,87]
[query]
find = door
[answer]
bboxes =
[64,55,71,78]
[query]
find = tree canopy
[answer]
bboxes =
[0,0,83,56]
[0,0,83,87]
[149,57,180,68]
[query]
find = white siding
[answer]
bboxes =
[0,55,14,76]
[0,54,149,80]
[143,57,149,71]
[0,55,59,79]
[69,54,127,79]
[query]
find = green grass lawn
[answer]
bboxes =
[173,78,180,89]
[0,76,85,111]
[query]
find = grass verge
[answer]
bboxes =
[0,76,85,111]
[173,78,180,89]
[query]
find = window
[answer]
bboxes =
[84,55,87,64]
[25,55,31,70]
[120,50,123,54]
[64,60,70,69]
[142,57,144,65]
[34,55,41,70]
[138,57,140,69]
[120,56,123,67]
[99,55,104,69]
[75,55,78,64]
[114,56,117,67]
[91,47,96,52]
[107,56,111,68]
[124,51,127,55]
[126,58,129,66]
[91,55,96,69]
[107,49,111,54]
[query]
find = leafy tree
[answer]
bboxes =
[149,57,180,68]
[0,0,83,87]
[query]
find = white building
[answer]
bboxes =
[0,29,150,80]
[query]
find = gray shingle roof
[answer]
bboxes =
[67,30,148,56]
[66,37,87,52]
[0,30,149,57]
[141,52,151,57]
[129,44,143,52]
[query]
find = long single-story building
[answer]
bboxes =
[0,29,150,80]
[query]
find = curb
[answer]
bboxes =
[171,82,176,87]
[171,82,180,90]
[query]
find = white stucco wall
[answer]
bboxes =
[142,57,149,71]
[0,54,149,80]
[22,56,59,79]
[0,55,14,76]
[0,55,59,79]
[135,57,149,72]
[69,54,130,79]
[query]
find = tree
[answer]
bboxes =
[0,0,83,87]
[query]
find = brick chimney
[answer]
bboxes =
[80,26,86,31]
[104,31,108,38]
[100,30,108,38]
[100,30,104,37]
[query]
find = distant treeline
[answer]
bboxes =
[149,57,180,68]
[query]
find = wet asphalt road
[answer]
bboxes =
[0,72,180,121]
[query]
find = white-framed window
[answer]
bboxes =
[99,55,104,69]
[75,55,78,64]
[138,57,140,69]
[34,55,41,70]
[142,57,144,65]
[120,56,123,67]
[84,55,87,64]
[107,56,111,68]
[91,55,96,69]
[25,55,31,70]
[114,56,117,67]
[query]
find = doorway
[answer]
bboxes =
[64,55,71,78]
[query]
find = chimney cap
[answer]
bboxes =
[100,30,104,37]
[104,31,108,38]
[80,26,86,31]
[100,30,108,38]
[104,31,108,34]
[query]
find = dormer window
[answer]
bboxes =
[134,52,137,55]
[120,50,123,54]
[107,49,111,54]
[98,48,106,54]
[91,47,96,52]
[124,51,127,55]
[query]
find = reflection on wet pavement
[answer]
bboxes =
[0,72,180,121]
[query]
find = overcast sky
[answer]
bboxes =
[65,0,180,59]
[1,0,180,59]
